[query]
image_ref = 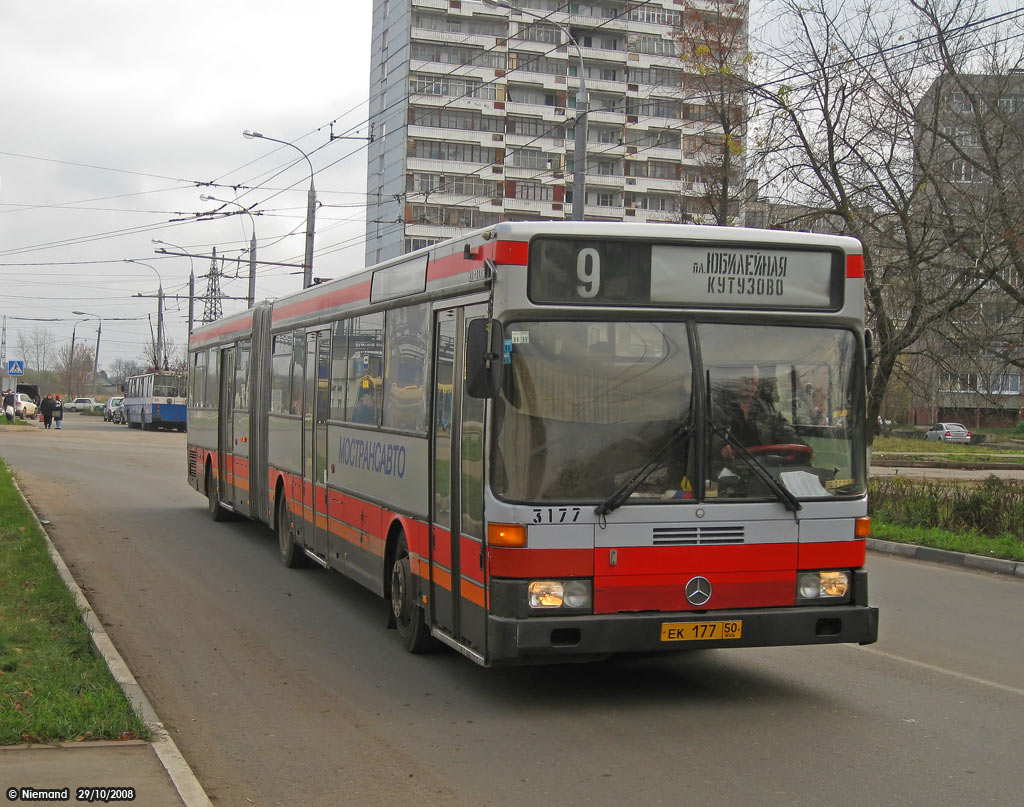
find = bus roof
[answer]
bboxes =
[190,223,863,346]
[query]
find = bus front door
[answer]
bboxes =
[431,306,488,655]
[217,347,235,506]
[302,329,332,560]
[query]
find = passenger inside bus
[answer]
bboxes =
[351,387,377,424]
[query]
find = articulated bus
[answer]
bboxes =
[123,371,187,431]
[187,222,878,666]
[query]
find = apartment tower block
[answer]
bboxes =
[365,0,748,265]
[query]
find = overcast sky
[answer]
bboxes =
[0,1,373,374]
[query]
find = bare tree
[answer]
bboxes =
[139,336,175,372]
[16,326,55,373]
[55,343,95,399]
[109,358,145,387]
[750,0,1024,428]
[673,0,751,225]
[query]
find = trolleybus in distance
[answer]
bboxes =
[123,371,187,431]
[187,222,878,666]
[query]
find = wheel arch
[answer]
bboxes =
[382,517,409,602]
[272,473,288,531]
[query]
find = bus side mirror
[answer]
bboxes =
[466,319,504,399]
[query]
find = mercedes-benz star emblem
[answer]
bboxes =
[685,576,712,606]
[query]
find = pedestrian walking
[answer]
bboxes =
[54,395,64,429]
[2,390,14,423]
[40,393,55,429]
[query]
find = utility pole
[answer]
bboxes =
[1,316,7,390]
[188,271,195,334]
[157,286,165,370]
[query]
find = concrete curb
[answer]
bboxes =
[868,537,1024,578]
[13,480,213,807]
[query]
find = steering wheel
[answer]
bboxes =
[745,443,814,465]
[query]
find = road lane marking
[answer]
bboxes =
[848,645,1024,698]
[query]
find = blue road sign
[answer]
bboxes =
[7,361,24,376]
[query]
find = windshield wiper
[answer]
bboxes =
[594,421,692,517]
[707,420,802,513]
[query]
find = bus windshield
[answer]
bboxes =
[493,321,865,504]
[494,321,694,502]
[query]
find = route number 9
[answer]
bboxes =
[576,248,601,298]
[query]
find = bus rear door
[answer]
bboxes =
[217,347,235,507]
[302,329,332,561]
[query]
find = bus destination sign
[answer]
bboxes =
[529,238,843,310]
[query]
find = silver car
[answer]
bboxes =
[104,396,124,422]
[925,422,972,443]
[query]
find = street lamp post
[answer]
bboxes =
[199,195,258,308]
[125,259,165,369]
[72,311,102,396]
[483,0,588,219]
[242,130,316,288]
[68,318,88,398]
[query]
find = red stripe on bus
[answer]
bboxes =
[271,280,372,323]
[487,547,593,578]
[846,254,865,278]
[494,239,529,266]
[594,543,798,576]
[426,239,529,282]
[431,526,452,567]
[798,539,866,569]
[595,570,795,613]
[189,313,254,347]
[459,535,485,584]
[427,251,485,282]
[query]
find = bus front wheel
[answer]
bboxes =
[390,537,436,653]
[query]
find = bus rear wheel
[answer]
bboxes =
[276,496,307,568]
[390,537,435,653]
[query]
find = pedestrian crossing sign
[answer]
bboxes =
[7,361,24,376]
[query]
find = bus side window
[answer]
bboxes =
[234,341,250,410]
[330,320,349,420]
[270,332,293,414]
[346,312,384,425]
[383,303,430,433]
[290,329,306,415]
[206,348,219,409]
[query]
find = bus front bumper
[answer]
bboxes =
[486,604,878,664]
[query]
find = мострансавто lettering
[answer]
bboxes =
[337,436,407,478]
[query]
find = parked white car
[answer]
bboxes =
[65,397,96,412]
[13,393,37,418]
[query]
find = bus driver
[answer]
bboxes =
[715,366,800,460]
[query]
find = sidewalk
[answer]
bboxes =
[0,483,210,807]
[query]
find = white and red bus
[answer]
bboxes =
[187,222,878,665]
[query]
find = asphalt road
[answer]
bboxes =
[2,417,1023,806]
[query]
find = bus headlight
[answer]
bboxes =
[796,571,851,602]
[528,580,592,611]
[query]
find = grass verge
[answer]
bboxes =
[869,475,1024,562]
[871,520,1024,563]
[0,458,149,744]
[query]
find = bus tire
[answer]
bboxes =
[390,536,436,653]
[276,494,307,568]
[206,466,228,522]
